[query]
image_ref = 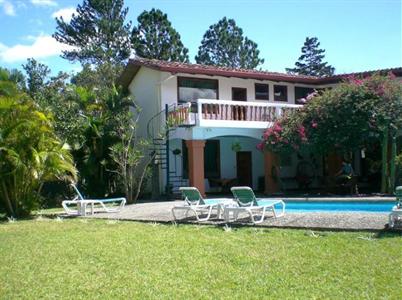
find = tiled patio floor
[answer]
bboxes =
[84,201,396,231]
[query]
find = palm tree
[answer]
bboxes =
[0,76,77,217]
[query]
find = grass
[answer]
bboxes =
[0,218,401,299]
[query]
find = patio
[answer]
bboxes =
[84,201,394,231]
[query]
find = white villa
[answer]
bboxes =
[120,58,402,197]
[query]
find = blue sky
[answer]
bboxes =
[0,0,400,76]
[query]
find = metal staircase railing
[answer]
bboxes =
[147,103,193,199]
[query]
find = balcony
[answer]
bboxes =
[167,99,302,129]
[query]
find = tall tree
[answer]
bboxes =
[131,9,189,62]
[195,17,264,69]
[22,58,50,98]
[286,37,335,77]
[53,0,132,66]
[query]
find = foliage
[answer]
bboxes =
[0,79,76,217]
[286,37,335,77]
[195,17,264,69]
[53,0,132,66]
[396,148,402,186]
[0,67,25,91]
[131,9,189,62]
[71,62,123,90]
[0,219,400,298]
[58,85,133,197]
[22,58,51,99]
[260,74,402,156]
[109,101,152,203]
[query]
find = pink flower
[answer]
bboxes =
[256,142,264,151]
[311,121,318,128]
[297,125,308,142]
[273,122,283,132]
[348,75,364,86]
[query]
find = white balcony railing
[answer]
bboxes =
[196,99,301,128]
[166,99,302,128]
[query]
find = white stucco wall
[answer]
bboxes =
[128,67,161,139]
[159,71,331,106]
[218,136,264,190]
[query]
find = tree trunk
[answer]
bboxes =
[381,129,389,193]
[1,181,14,217]
[133,154,155,203]
[390,135,397,193]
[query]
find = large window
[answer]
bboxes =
[255,83,269,100]
[295,86,315,104]
[178,77,218,104]
[274,85,288,102]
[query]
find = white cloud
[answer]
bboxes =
[0,35,75,63]
[0,0,16,16]
[52,7,75,21]
[31,0,57,7]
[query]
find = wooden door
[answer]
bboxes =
[236,151,252,187]
[232,87,247,120]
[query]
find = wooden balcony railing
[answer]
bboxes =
[166,100,301,129]
[196,99,301,128]
[166,102,193,127]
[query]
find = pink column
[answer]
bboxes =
[185,140,206,196]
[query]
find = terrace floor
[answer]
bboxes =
[83,201,398,231]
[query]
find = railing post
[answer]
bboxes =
[165,103,170,199]
[197,100,202,126]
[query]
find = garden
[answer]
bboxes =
[1,1,402,298]
[0,218,400,299]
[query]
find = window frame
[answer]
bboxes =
[177,76,219,104]
[254,83,269,100]
[294,86,315,104]
[273,84,288,102]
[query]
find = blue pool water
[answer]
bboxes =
[271,201,395,213]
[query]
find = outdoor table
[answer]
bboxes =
[222,203,242,222]
[215,198,237,219]
[76,200,98,216]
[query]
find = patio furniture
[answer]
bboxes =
[62,184,126,216]
[389,186,402,228]
[171,187,234,222]
[226,186,285,224]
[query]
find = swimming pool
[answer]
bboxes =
[271,201,395,213]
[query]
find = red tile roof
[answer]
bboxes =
[119,57,402,88]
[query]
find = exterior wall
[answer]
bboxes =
[167,136,264,191]
[128,67,161,139]
[218,136,264,190]
[159,71,332,107]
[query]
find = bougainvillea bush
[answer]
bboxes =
[259,73,402,156]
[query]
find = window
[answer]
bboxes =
[178,77,218,104]
[255,83,269,100]
[274,85,288,102]
[295,86,315,104]
[182,140,220,179]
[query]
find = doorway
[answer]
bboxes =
[236,151,252,187]
[232,87,247,120]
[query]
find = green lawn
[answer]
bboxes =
[0,219,401,299]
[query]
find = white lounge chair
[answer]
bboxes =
[225,186,285,224]
[62,184,126,216]
[171,187,233,222]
